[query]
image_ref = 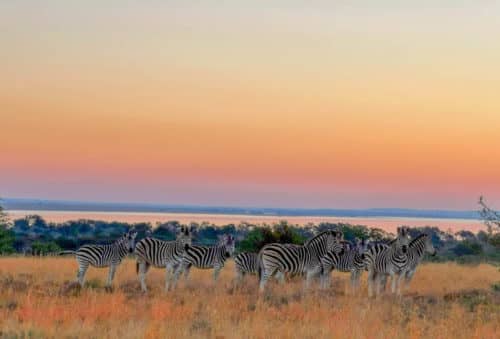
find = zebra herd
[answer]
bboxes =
[60,226,436,297]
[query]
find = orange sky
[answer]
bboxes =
[1,2,500,209]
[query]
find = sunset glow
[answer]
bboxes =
[2,1,500,208]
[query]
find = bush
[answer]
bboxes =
[452,241,483,256]
[32,241,61,255]
[0,226,15,254]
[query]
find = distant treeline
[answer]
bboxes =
[0,214,499,264]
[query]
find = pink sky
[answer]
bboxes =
[1,2,500,209]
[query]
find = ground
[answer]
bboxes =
[0,258,499,338]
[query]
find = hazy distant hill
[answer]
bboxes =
[2,198,479,220]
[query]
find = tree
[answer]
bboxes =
[0,199,15,254]
[478,196,500,235]
[0,198,9,227]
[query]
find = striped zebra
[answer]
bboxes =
[171,234,235,288]
[365,226,411,297]
[134,226,193,292]
[258,230,343,292]
[320,238,370,292]
[234,252,259,282]
[60,230,138,289]
[380,233,436,292]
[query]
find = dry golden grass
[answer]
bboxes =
[0,258,499,339]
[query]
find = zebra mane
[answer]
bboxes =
[409,233,428,247]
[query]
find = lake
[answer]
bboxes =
[6,210,486,234]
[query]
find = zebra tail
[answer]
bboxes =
[257,249,263,281]
[58,250,76,256]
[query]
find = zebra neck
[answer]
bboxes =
[409,241,426,261]
[114,242,128,258]
[216,246,228,260]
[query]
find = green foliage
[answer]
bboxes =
[0,211,498,264]
[31,241,61,255]
[452,241,483,256]
[492,282,500,292]
[237,222,306,253]
[0,226,15,254]
[237,227,275,252]
[0,200,15,254]
[489,233,500,249]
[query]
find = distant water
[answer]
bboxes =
[6,210,486,234]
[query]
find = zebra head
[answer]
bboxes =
[356,238,370,259]
[396,226,411,254]
[177,226,193,246]
[122,230,138,253]
[219,234,235,258]
[307,230,343,256]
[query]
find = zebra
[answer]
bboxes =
[257,230,343,293]
[59,230,138,289]
[320,238,370,292]
[234,252,259,282]
[171,234,235,288]
[379,233,436,292]
[134,225,193,292]
[365,226,411,297]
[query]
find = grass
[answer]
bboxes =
[0,258,499,338]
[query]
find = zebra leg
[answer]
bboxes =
[375,273,383,298]
[183,263,192,281]
[320,271,330,290]
[350,271,358,295]
[390,272,397,294]
[275,271,285,284]
[367,269,375,298]
[396,273,405,296]
[213,266,221,281]
[164,264,172,291]
[235,268,244,284]
[76,262,89,288]
[259,268,271,293]
[106,265,117,289]
[138,261,148,292]
[304,268,320,291]
[170,263,185,290]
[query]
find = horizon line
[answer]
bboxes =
[2,197,481,220]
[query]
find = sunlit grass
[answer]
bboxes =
[0,258,499,338]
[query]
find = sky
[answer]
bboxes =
[1,1,500,209]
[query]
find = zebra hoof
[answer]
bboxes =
[104,286,114,293]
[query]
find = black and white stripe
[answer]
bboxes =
[258,230,343,292]
[320,238,370,291]
[60,230,137,288]
[366,226,411,297]
[234,252,259,282]
[135,226,193,292]
[172,234,235,288]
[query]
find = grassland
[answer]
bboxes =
[0,258,499,339]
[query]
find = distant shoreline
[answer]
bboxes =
[2,198,480,220]
[5,209,486,234]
